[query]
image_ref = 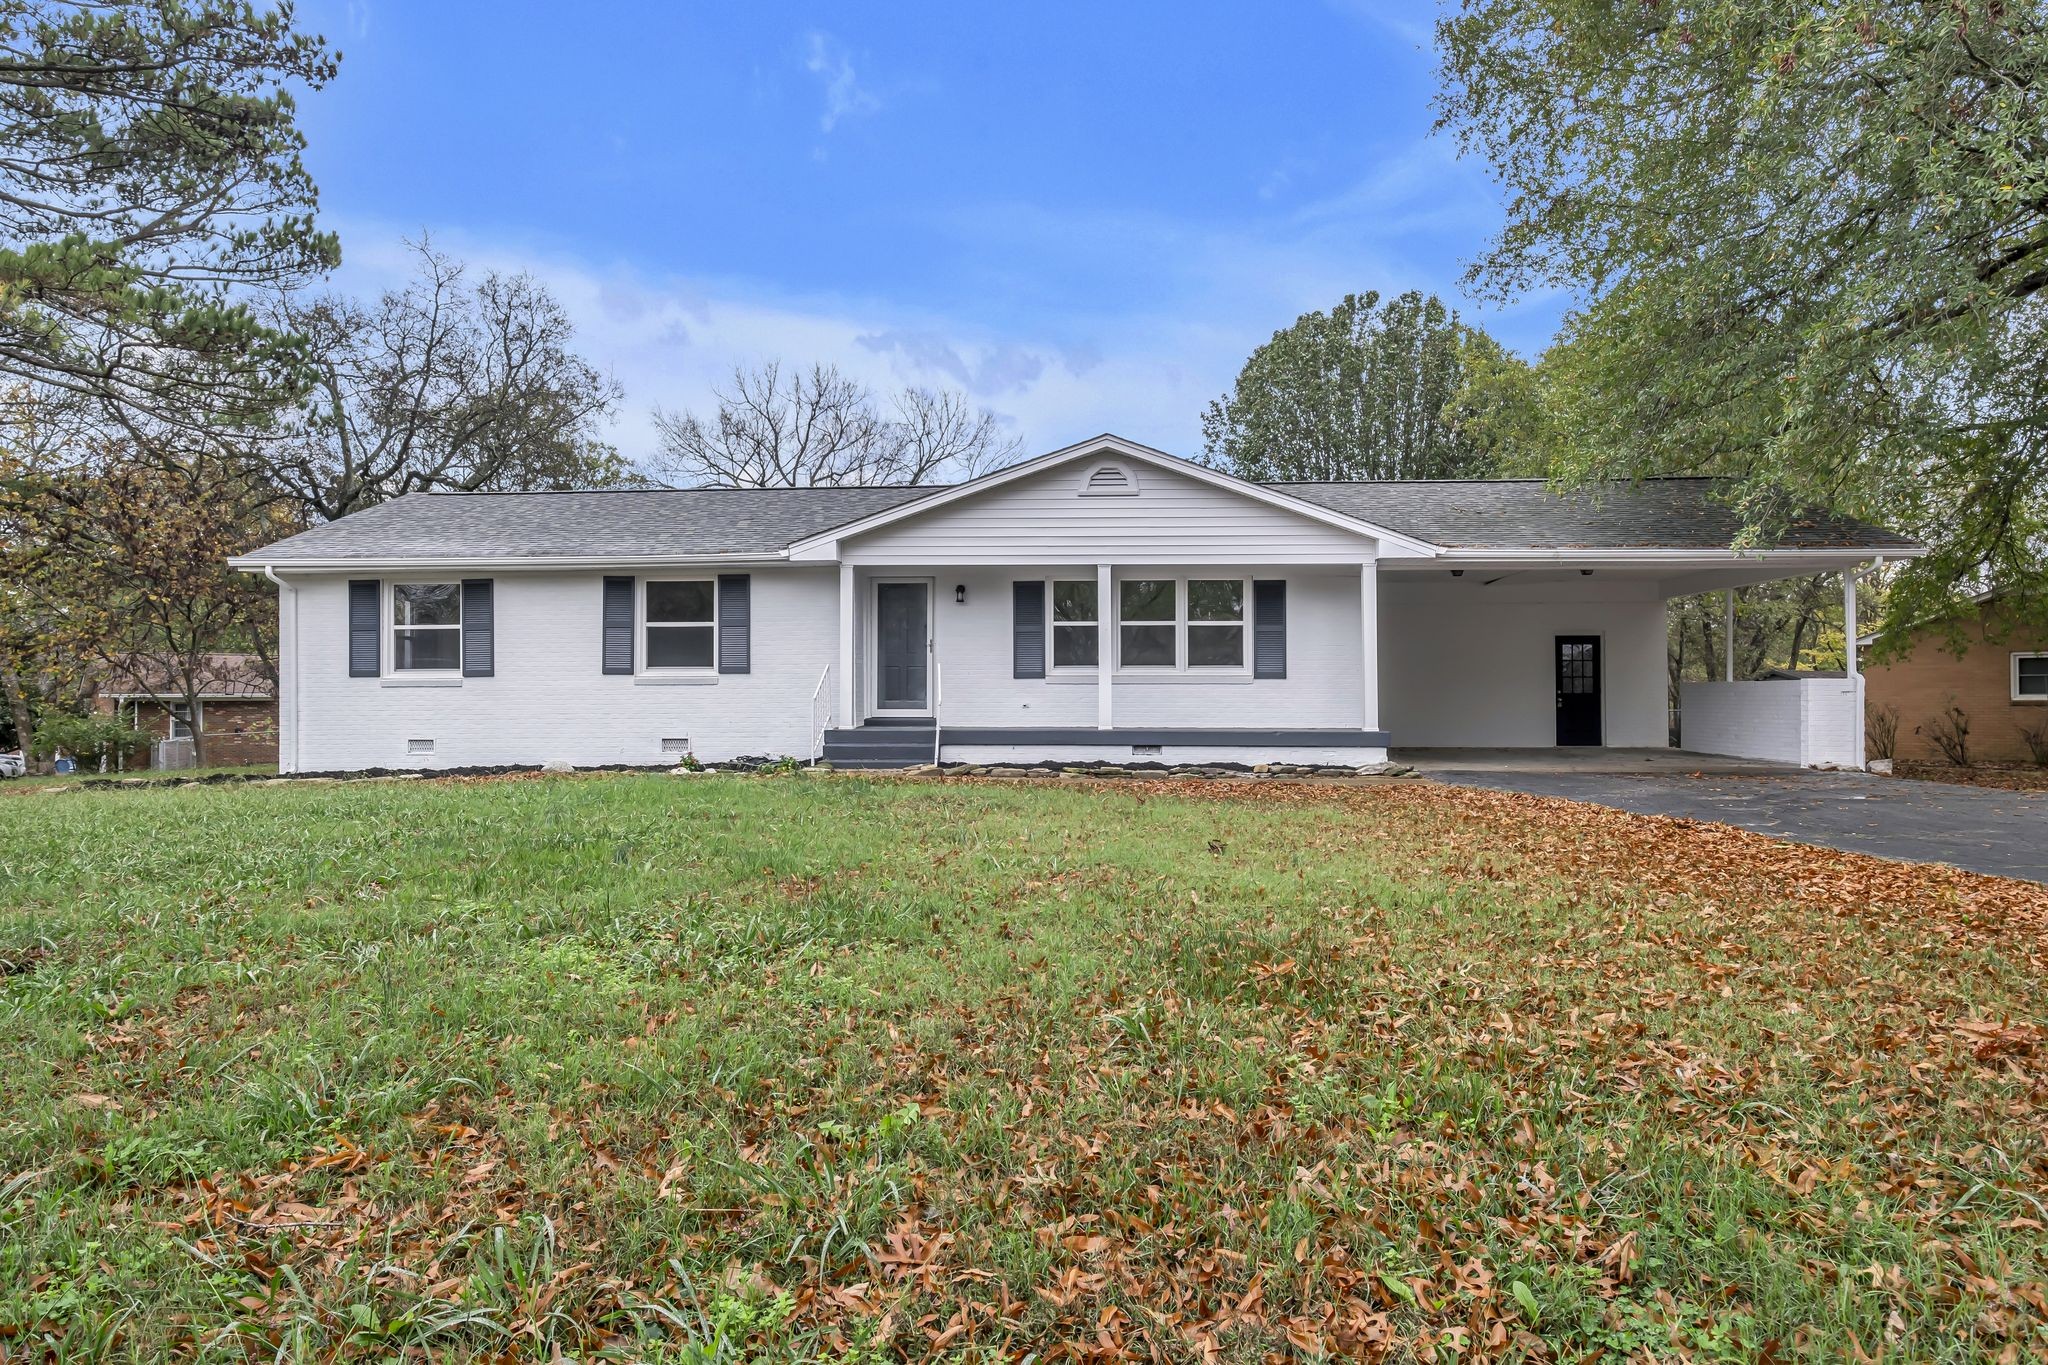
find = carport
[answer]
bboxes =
[1371,513,1916,769]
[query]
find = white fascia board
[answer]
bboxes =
[227,553,793,574]
[781,434,1442,559]
[1382,546,1919,569]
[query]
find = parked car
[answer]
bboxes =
[0,751,24,779]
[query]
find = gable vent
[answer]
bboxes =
[1079,462,1139,496]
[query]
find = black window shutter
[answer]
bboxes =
[461,579,494,677]
[1013,581,1046,679]
[602,576,635,674]
[348,579,380,677]
[1253,579,1287,679]
[718,574,751,674]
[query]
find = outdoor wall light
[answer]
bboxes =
[955,584,967,604]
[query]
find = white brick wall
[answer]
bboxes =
[1680,679,1863,768]
[283,568,838,771]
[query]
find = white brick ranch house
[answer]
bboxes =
[231,435,1919,773]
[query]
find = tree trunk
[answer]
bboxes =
[184,687,208,768]
[0,652,32,766]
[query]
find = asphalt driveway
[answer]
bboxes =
[1407,759,2048,884]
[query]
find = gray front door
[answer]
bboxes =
[875,582,929,711]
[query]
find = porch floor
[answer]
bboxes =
[1397,747,1802,776]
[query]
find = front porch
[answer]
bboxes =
[814,561,1389,769]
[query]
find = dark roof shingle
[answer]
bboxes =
[240,476,1915,562]
[1277,478,1919,551]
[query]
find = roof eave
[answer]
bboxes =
[229,551,796,572]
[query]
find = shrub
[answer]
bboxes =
[1865,702,1900,761]
[30,711,151,769]
[2020,718,2048,768]
[1924,699,1971,766]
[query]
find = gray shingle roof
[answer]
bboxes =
[1278,478,1920,551]
[241,476,1916,563]
[246,485,935,561]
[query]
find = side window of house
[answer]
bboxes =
[2017,653,2048,700]
[167,703,195,740]
[392,582,461,671]
[646,580,716,669]
[1051,580,1098,667]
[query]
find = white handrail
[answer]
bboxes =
[810,664,831,765]
[931,657,942,767]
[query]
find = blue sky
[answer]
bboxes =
[293,0,1565,465]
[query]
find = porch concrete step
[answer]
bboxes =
[821,726,936,769]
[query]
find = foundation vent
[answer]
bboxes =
[661,737,692,754]
[407,739,435,756]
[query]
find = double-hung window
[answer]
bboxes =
[392,582,461,671]
[1115,578,1248,670]
[1051,580,1099,668]
[1187,579,1245,667]
[1119,579,1177,667]
[646,580,716,670]
[2016,653,2048,701]
[167,702,196,740]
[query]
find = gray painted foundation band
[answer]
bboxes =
[929,727,1391,747]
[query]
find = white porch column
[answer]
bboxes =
[837,563,856,726]
[1723,590,1736,682]
[1359,560,1380,732]
[1096,563,1113,730]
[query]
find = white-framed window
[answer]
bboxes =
[1050,579,1099,669]
[1187,578,1245,668]
[1118,578,1178,668]
[2015,652,2048,701]
[391,581,462,672]
[167,702,197,740]
[1115,577,1250,671]
[644,579,717,671]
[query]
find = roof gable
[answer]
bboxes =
[786,435,1438,559]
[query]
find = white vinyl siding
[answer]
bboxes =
[838,459,1376,564]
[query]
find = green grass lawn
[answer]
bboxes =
[2,771,2045,1361]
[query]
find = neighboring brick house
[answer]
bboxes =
[1860,591,2048,764]
[91,654,279,768]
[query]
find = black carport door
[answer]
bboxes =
[1555,635,1601,746]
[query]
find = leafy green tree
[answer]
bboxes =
[0,1,338,422]
[1201,290,1507,481]
[1435,0,2048,640]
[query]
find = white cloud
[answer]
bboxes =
[802,31,881,133]
[325,223,1228,473]
[320,139,1561,479]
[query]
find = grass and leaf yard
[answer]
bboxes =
[3,771,2045,1361]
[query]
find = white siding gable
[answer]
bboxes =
[838,457,1377,565]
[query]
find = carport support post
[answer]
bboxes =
[1723,590,1736,682]
[1845,565,1864,770]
